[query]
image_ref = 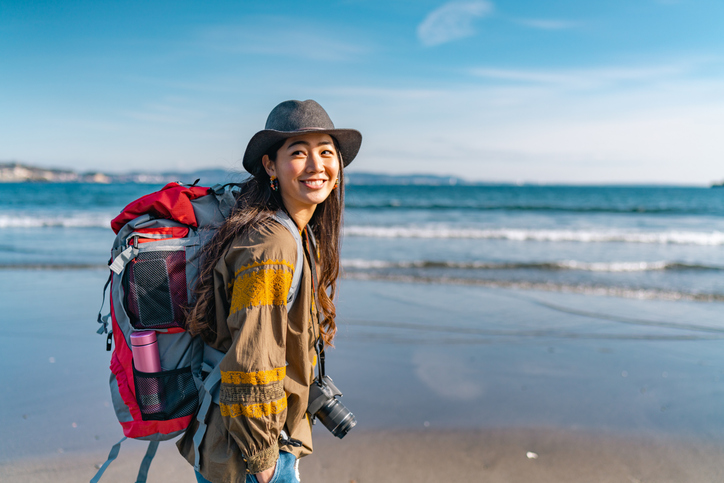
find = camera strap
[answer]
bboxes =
[303,226,326,380]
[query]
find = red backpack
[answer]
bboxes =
[92,182,304,483]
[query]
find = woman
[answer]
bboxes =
[177,100,362,483]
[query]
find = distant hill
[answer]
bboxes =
[0,162,248,184]
[0,162,470,186]
[0,162,99,183]
[109,168,248,185]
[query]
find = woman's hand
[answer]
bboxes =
[254,463,276,483]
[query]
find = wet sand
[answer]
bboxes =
[4,428,724,482]
[1,270,724,481]
[306,428,724,483]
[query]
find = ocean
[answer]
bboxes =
[2,181,724,469]
[3,182,722,302]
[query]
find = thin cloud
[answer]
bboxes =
[310,70,724,184]
[417,1,494,47]
[469,63,693,89]
[514,18,579,30]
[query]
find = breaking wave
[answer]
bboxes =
[341,259,723,272]
[343,272,724,303]
[0,263,107,270]
[343,226,724,246]
[0,213,113,229]
[345,202,715,215]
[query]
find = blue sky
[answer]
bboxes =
[1,0,723,184]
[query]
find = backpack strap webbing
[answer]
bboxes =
[135,440,160,483]
[89,437,160,483]
[193,363,222,472]
[96,271,112,336]
[90,436,126,483]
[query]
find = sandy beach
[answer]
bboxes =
[4,428,724,482]
[2,269,724,482]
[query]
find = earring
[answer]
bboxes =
[270,176,279,191]
[333,178,339,189]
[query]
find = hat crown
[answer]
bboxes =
[265,100,336,132]
[243,99,361,176]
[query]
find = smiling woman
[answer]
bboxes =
[179,100,362,483]
[262,132,341,229]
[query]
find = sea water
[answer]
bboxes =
[2,182,724,460]
[343,184,724,301]
[1,183,723,301]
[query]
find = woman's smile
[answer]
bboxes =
[300,178,327,189]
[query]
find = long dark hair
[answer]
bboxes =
[185,140,344,347]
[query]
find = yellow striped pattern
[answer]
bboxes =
[229,266,293,314]
[221,367,286,385]
[220,397,287,419]
[233,260,295,278]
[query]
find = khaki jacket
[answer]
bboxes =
[177,219,318,483]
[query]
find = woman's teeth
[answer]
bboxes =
[302,180,325,187]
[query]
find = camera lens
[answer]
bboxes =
[317,398,357,439]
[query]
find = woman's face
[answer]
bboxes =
[262,132,340,218]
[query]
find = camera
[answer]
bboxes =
[307,375,356,438]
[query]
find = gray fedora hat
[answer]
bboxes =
[243,99,362,177]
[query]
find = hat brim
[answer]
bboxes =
[243,128,362,176]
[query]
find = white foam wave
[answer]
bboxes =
[342,259,682,272]
[343,273,724,302]
[342,259,397,269]
[342,259,439,269]
[556,261,669,272]
[343,226,724,245]
[0,213,113,228]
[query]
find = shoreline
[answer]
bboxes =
[3,270,724,480]
[3,427,724,483]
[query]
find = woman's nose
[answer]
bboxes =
[307,152,324,172]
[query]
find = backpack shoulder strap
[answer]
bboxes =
[271,210,304,308]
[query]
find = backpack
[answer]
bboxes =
[91,182,305,483]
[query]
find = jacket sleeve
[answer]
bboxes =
[216,222,297,474]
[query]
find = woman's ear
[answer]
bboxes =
[261,154,276,177]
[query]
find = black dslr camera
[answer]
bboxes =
[307,375,356,438]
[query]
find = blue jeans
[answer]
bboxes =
[195,451,299,483]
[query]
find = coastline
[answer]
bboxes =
[2,269,724,481]
[3,428,724,483]
[305,427,724,483]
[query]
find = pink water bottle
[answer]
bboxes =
[131,331,162,371]
[131,331,164,414]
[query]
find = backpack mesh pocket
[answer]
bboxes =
[124,249,188,329]
[133,366,199,421]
